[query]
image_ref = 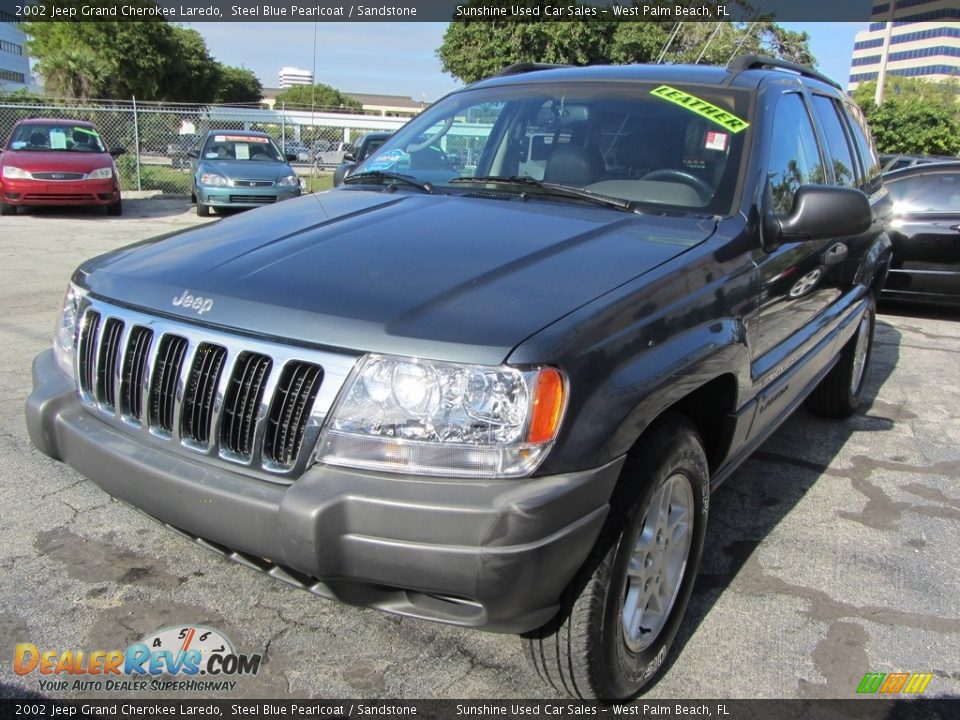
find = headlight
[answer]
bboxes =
[200,173,228,186]
[53,283,86,378]
[277,175,300,187]
[316,354,566,479]
[2,166,31,179]
[87,167,113,180]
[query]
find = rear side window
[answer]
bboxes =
[767,93,824,213]
[887,172,960,213]
[812,95,858,188]
[844,102,882,188]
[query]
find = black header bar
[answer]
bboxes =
[0,0,878,23]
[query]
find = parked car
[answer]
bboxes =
[27,56,891,700]
[189,130,301,216]
[880,153,956,174]
[333,132,392,186]
[881,161,960,305]
[1,118,124,216]
[283,142,311,163]
[314,141,354,167]
[168,134,198,169]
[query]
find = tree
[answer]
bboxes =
[215,65,263,104]
[34,47,106,102]
[25,2,264,103]
[852,78,960,156]
[437,2,816,84]
[273,83,362,111]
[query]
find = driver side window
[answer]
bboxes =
[767,94,825,214]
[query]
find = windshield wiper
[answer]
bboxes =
[343,170,433,194]
[450,175,633,212]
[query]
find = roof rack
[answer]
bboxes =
[727,54,841,91]
[494,62,571,78]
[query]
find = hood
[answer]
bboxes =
[198,159,292,181]
[79,191,716,365]
[1,149,111,174]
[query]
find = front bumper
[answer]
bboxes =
[196,185,301,208]
[26,349,621,633]
[2,178,120,206]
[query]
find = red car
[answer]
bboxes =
[1,118,124,216]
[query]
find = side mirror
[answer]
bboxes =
[109,146,126,157]
[342,152,356,163]
[187,149,200,159]
[763,185,871,252]
[333,162,357,187]
[285,153,298,162]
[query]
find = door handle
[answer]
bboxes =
[824,243,848,266]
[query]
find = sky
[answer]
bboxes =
[190,22,868,103]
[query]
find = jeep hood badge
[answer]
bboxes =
[172,289,213,315]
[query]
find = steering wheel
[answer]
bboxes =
[640,169,714,204]
[406,116,454,152]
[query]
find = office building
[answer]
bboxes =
[848,1,960,93]
[278,66,314,89]
[0,12,31,93]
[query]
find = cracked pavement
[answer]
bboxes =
[1,200,958,700]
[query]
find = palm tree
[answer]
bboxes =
[37,48,105,103]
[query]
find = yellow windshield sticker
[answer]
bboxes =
[650,85,750,133]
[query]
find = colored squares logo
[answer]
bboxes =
[857,672,933,694]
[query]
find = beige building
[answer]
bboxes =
[848,1,960,94]
[261,88,427,117]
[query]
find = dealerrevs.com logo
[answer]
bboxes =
[13,625,262,693]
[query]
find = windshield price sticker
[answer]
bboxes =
[220,135,269,144]
[650,86,750,133]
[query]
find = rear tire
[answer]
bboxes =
[196,203,211,217]
[806,299,875,419]
[524,415,709,700]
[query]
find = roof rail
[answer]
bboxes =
[493,62,571,78]
[727,54,841,91]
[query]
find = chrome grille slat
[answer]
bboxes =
[95,318,124,409]
[221,352,272,458]
[121,326,153,423]
[181,343,227,447]
[73,298,358,484]
[265,362,324,468]
[148,334,189,434]
[77,310,101,399]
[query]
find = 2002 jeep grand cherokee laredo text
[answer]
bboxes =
[27,56,892,700]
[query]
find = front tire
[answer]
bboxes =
[806,299,875,419]
[524,415,709,700]
[107,199,122,216]
[196,202,211,217]
[0,201,15,216]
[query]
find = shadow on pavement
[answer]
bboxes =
[9,197,198,221]
[655,320,904,687]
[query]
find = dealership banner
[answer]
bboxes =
[1,699,959,719]
[0,0,885,23]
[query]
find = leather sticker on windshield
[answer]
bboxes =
[650,86,750,133]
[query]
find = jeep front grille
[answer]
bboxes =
[74,300,357,482]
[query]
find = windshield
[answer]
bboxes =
[201,134,284,162]
[8,123,106,153]
[354,81,751,214]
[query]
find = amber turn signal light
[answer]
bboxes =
[527,368,565,444]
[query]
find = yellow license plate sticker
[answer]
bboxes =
[650,85,750,133]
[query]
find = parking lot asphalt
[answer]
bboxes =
[0,199,958,700]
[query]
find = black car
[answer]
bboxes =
[880,153,957,174]
[881,161,960,305]
[27,56,890,700]
[333,132,392,186]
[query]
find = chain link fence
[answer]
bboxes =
[0,97,407,194]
